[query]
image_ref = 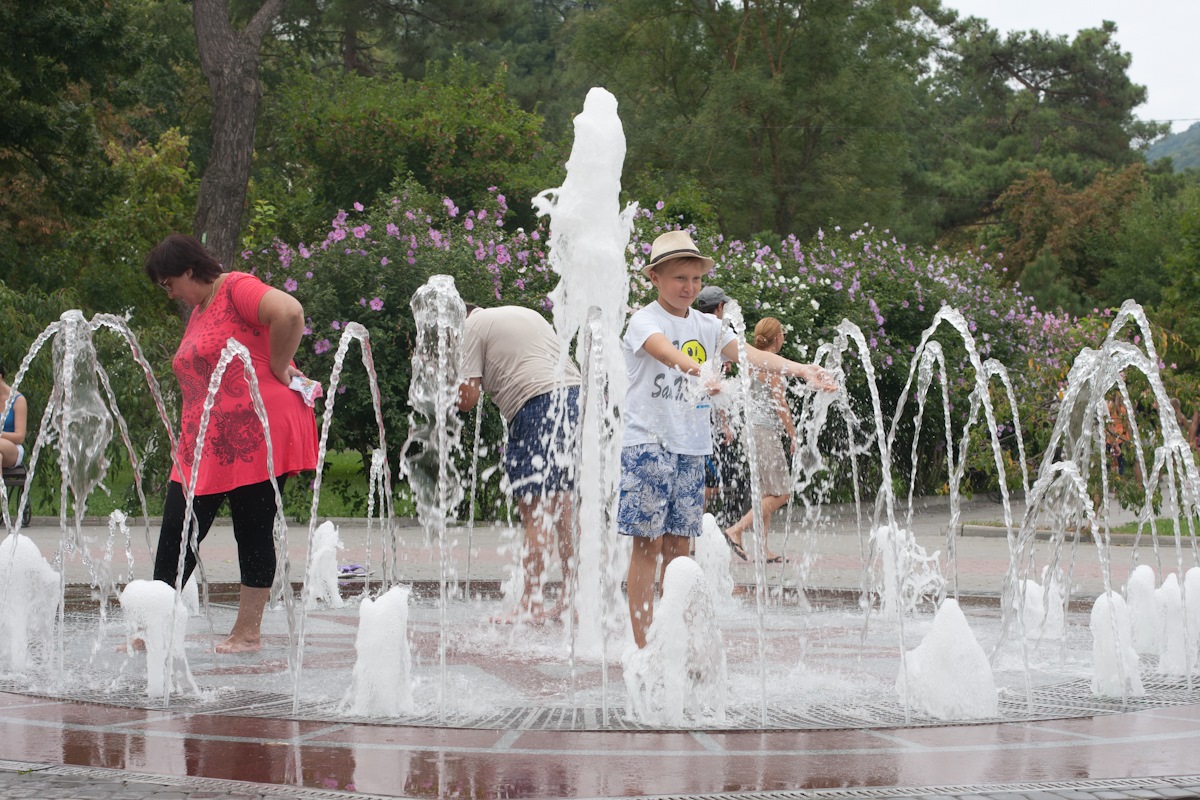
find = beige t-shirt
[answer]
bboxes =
[462,306,582,421]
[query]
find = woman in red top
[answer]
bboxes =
[145,234,318,653]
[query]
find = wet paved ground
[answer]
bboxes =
[4,497,1200,800]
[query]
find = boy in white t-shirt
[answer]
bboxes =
[620,230,836,649]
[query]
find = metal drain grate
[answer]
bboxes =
[237,674,1198,731]
[614,775,1200,799]
[6,760,1200,800]
[0,676,296,716]
[1,761,394,800]
[3,669,1197,731]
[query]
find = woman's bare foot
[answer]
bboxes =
[489,607,546,626]
[117,638,147,653]
[215,635,262,654]
[721,529,748,560]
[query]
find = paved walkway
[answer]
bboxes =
[3,496,1200,800]
[14,495,1160,593]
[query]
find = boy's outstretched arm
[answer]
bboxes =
[723,340,837,392]
[642,333,702,375]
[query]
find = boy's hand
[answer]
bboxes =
[701,373,724,396]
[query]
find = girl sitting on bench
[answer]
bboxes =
[0,360,26,469]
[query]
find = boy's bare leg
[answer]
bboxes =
[628,536,664,648]
[657,533,692,595]
[217,585,269,653]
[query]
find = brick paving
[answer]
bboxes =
[3,497,1200,800]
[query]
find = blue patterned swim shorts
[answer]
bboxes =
[617,443,705,539]
[504,387,580,500]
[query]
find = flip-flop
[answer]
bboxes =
[766,555,786,564]
[338,564,367,578]
[722,532,748,561]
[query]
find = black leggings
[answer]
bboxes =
[153,477,286,589]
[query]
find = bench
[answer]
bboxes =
[2,465,31,527]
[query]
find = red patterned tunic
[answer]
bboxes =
[171,272,318,494]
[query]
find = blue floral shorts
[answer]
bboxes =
[617,443,705,539]
[504,387,579,500]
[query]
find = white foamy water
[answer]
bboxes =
[1014,569,1065,641]
[1125,563,1158,655]
[119,578,196,698]
[341,585,413,716]
[1155,573,1189,675]
[1091,591,1144,698]
[871,523,944,618]
[623,557,727,725]
[0,534,60,673]
[697,513,735,609]
[898,598,997,720]
[305,521,344,609]
[535,87,638,661]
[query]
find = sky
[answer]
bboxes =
[942,0,1200,134]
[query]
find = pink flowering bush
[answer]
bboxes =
[249,184,1094,513]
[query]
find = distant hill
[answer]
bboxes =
[1147,122,1200,171]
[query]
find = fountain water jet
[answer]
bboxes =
[534,86,637,666]
[119,579,196,698]
[623,557,727,725]
[399,274,466,721]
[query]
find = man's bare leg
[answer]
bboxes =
[493,497,553,624]
[216,585,269,653]
[548,493,575,622]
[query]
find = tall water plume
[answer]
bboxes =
[399,274,466,720]
[533,87,638,668]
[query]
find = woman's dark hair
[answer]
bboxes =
[0,359,5,379]
[144,234,224,284]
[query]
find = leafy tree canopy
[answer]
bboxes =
[268,0,512,77]
[256,59,558,240]
[567,0,945,241]
[0,0,145,249]
[912,19,1168,242]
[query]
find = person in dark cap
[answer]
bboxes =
[694,286,743,523]
[696,286,729,317]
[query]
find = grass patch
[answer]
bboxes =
[965,517,1183,536]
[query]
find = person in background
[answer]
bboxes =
[695,286,749,530]
[1170,397,1199,452]
[457,304,581,624]
[144,233,318,654]
[723,317,796,563]
[0,361,27,469]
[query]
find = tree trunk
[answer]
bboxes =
[191,0,285,269]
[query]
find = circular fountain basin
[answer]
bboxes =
[4,585,1193,734]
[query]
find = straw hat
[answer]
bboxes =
[641,230,715,277]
